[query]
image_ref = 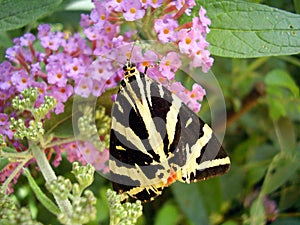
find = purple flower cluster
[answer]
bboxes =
[81,0,211,109]
[0,0,213,187]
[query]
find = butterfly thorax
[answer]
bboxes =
[123,59,139,79]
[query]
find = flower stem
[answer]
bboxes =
[226,82,266,127]
[2,157,30,193]
[0,150,32,159]
[44,137,77,149]
[31,143,73,216]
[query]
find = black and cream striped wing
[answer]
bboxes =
[109,73,230,202]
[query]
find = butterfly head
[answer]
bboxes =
[123,59,139,78]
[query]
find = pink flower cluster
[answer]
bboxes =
[80,0,211,110]
[0,0,213,186]
[154,6,213,72]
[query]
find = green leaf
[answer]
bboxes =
[249,198,265,225]
[198,178,223,214]
[285,98,300,120]
[271,218,300,225]
[96,86,118,115]
[0,157,9,171]
[267,97,287,121]
[186,0,300,58]
[273,117,296,155]
[2,146,18,153]
[246,164,268,190]
[245,144,278,189]
[62,0,93,11]
[294,0,300,14]
[265,69,299,120]
[279,185,300,211]
[0,31,13,61]
[45,86,116,138]
[0,0,63,32]
[172,182,209,225]
[96,187,109,223]
[44,97,74,138]
[265,69,299,97]
[222,165,245,201]
[154,201,179,225]
[220,221,239,225]
[23,169,60,216]
[50,116,73,138]
[261,152,300,195]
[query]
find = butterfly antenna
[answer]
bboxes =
[101,54,124,67]
[128,35,139,63]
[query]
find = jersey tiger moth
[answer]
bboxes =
[109,54,230,202]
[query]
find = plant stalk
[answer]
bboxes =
[31,143,73,216]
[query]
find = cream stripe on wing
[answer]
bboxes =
[196,157,230,170]
[114,101,124,113]
[145,76,152,107]
[181,124,212,181]
[166,94,181,150]
[127,75,166,161]
[111,117,152,157]
[109,160,165,186]
[157,83,165,98]
[122,88,138,114]
[146,77,165,98]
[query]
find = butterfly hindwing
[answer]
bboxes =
[109,65,230,202]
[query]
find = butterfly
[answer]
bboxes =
[109,54,230,202]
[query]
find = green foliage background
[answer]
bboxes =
[0,0,299,224]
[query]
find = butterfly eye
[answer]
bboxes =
[123,65,127,71]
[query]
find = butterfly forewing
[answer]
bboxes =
[109,62,230,202]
